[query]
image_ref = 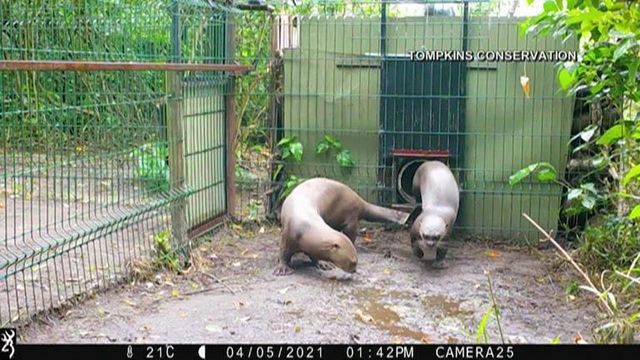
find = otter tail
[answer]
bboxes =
[361,203,410,224]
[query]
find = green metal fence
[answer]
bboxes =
[0,0,233,326]
[0,0,591,327]
[259,1,579,240]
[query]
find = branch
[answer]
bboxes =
[522,213,614,316]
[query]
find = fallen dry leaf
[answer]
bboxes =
[574,333,587,344]
[294,325,302,333]
[355,309,374,323]
[520,75,531,98]
[206,324,223,333]
[123,299,138,307]
[361,234,373,242]
[240,249,258,259]
[278,287,290,295]
[484,249,502,258]
[171,288,180,298]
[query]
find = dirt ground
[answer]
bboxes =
[20,224,599,344]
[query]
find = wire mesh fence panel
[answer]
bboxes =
[230,1,579,241]
[0,0,232,326]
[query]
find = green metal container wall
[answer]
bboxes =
[282,17,576,240]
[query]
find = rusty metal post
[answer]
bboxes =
[225,11,237,219]
[168,0,187,253]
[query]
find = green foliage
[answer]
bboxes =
[277,136,304,163]
[509,162,559,185]
[475,306,494,344]
[519,0,640,222]
[315,134,356,168]
[579,216,640,272]
[152,230,181,272]
[235,9,270,150]
[130,143,170,193]
[519,1,640,342]
[278,175,305,201]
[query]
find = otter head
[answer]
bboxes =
[319,232,358,273]
[416,214,448,249]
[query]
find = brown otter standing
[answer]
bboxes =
[409,161,460,269]
[275,178,410,275]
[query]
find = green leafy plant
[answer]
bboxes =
[278,175,305,201]
[519,0,640,221]
[131,143,170,193]
[273,136,304,181]
[315,134,356,168]
[152,230,181,272]
[517,0,640,342]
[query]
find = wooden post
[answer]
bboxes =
[167,72,187,250]
[267,15,282,217]
[168,1,187,251]
[225,10,237,219]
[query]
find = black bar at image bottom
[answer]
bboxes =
[3,344,640,360]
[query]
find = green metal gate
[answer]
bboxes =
[0,0,238,326]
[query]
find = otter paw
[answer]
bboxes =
[315,260,337,271]
[273,264,294,276]
[431,259,449,269]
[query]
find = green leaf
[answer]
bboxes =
[630,205,640,220]
[315,141,330,154]
[613,39,634,62]
[558,68,576,91]
[581,196,596,210]
[581,182,597,194]
[567,188,583,200]
[277,136,296,147]
[323,135,342,150]
[509,167,533,185]
[537,168,557,182]
[622,164,640,186]
[476,306,493,344]
[336,149,355,167]
[597,125,626,145]
[579,125,597,142]
[289,142,304,162]
[543,0,559,12]
[549,335,561,344]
